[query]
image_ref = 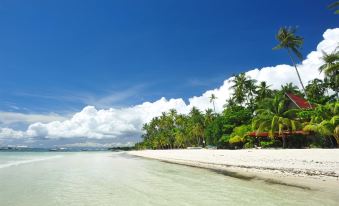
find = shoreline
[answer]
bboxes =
[128,149,339,194]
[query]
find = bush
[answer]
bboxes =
[217,135,231,149]
[229,135,244,149]
[229,135,243,144]
[244,141,254,149]
[232,125,251,137]
[260,139,281,148]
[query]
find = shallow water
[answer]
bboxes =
[0,152,337,206]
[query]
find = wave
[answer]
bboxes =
[0,155,63,169]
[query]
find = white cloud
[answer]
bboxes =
[0,111,67,125]
[0,28,338,143]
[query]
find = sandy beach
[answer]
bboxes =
[129,149,339,193]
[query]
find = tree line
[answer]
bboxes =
[135,5,339,150]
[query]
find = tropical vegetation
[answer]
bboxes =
[136,71,338,150]
[135,7,339,150]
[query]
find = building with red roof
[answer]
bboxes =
[247,93,313,138]
[285,93,313,109]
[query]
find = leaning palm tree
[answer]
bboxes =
[273,27,311,107]
[209,93,217,113]
[319,50,339,98]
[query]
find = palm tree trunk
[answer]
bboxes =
[282,135,286,148]
[329,136,335,148]
[212,101,216,113]
[287,49,312,108]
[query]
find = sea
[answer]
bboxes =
[0,151,338,206]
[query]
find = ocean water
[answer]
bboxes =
[0,152,337,206]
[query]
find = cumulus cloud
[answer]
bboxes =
[0,28,338,144]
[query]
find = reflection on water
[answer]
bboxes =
[0,152,337,206]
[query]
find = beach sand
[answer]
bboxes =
[128,149,339,194]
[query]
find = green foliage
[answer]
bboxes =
[218,135,231,149]
[280,83,302,96]
[273,26,303,60]
[222,106,252,126]
[231,125,252,138]
[244,142,254,149]
[252,94,301,148]
[137,61,338,150]
[204,114,224,145]
[229,136,243,144]
[305,79,330,104]
[229,135,244,148]
[260,140,281,148]
[318,50,339,98]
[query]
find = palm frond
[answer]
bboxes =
[291,47,303,60]
[303,124,318,132]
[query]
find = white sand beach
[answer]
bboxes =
[129,149,339,193]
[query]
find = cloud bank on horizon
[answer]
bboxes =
[0,28,338,145]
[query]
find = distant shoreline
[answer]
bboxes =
[128,149,339,193]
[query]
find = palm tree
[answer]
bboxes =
[252,94,300,148]
[230,73,247,105]
[209,94,217,113]
[303,117,338,147]
[245,78,257,109]
[189,107,205,147]
[273,27,311,107]
[205,108,214,124]
[280,83,300,95]
[256,81,272,101]
[303,102,339,147]
[224,97,236,108]
[328,1,339,14]
[319,50,339,98]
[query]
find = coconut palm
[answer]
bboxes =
[204,108,214,124]
[303,116,339,147]
[280,83,300,95]
[256,81,272,101]
[224,97,236,108]
[273,27,311,107]
[230,73,247,104]
[319,50,339,98]
[252,94,300,148]
[209,94,217,113]
[189,107,205,146]
[302,102,339,147]
[245,78,257,109]
[319,50,339,75]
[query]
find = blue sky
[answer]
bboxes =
[0,0,337,114]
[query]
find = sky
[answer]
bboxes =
[0,0,338,148]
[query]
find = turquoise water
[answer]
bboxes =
[0,152,337,206]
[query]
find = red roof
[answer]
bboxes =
[247,131,307,137]
[285,93,313,109]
